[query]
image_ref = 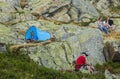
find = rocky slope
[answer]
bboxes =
[0,0,120,71]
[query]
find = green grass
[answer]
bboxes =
[2,52,118,79]
[0,53,79,79]
[96,61,120,74]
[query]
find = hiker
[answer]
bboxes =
[74,52,94,73]
[26,31,36,43]
[106,16,115,30]
[97,17,109,34]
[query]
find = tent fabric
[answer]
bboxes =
[25,26,51,41]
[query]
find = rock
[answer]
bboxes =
[82,18,90,22]
[31,0,70,15]
[30,0,99,23]
[21,24,105,70]
[0,24,16,44]
[113,18,120,32]
[73,0,99,22]
[91,0,120,17]
[103,41,120,62]
[0,2,16,13]
[89,22,97,28]
[105,70,113,79]
[116,74,120,79]
[0,43,7,52]
[0,2,16,24]
[50,7,71,23]
[1,0,21,7]
[0,13,15,24]
[20,0,28,9]
[68,7,79,22]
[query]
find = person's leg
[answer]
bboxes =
[103,27,109,34]
[98,26,103,32]
[86,65,94,73]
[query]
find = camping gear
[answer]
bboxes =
[25,26,51,41]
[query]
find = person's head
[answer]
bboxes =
[82,52,89,57]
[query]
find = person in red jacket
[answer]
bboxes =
[74,52,94,73]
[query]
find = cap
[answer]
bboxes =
[82,52,89,56]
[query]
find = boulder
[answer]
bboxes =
[0,2,16,24]
[31,0,70,15]
[68,6,79,22]
[73,0,99,22]
[30,0,99,23]
[0,43,7,52]
[103,41,120,62]
[0,24,24,44]
[113,18,120,32]
[105,70,113,79]
[0,13,16,24]
[21,25,105,70]
[0,1,16,13]
[91,0,120,17]
[1,0,21,7]
[49,7,71,23]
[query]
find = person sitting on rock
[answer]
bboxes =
[106,16,115,30]
[74,52,94,73]
[26,31,36,43]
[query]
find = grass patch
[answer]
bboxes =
[0,53,79,79]
[2,52,117,79]
[96,61,120,74]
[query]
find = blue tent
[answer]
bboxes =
[25,26,51,41]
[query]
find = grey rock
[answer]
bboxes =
[73,0,99,21]
[23,25,105,70]
[105,70,113,79]
[103,41,120,62]
[1,0,21,7]
[0,43,7,52]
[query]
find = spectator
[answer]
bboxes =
[106,16,115,30]
[97,17,109,34]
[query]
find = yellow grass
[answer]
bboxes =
[104,31,120,40]
[10,40,53,52]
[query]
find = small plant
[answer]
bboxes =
[110,6,120,13]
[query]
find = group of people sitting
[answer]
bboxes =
[97,16,115,34]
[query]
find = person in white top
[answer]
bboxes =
[97,17,109,34]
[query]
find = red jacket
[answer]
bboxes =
[75,55,86,69]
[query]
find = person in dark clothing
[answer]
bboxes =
[108,19,113,26]
[107,16,115,30]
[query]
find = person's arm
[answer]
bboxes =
[85,58,90,66]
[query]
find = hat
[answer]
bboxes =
[82,52,89,56]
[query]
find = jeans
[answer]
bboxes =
[98,26,103,32]
[103,27,109,34]
[98,26,109,34]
